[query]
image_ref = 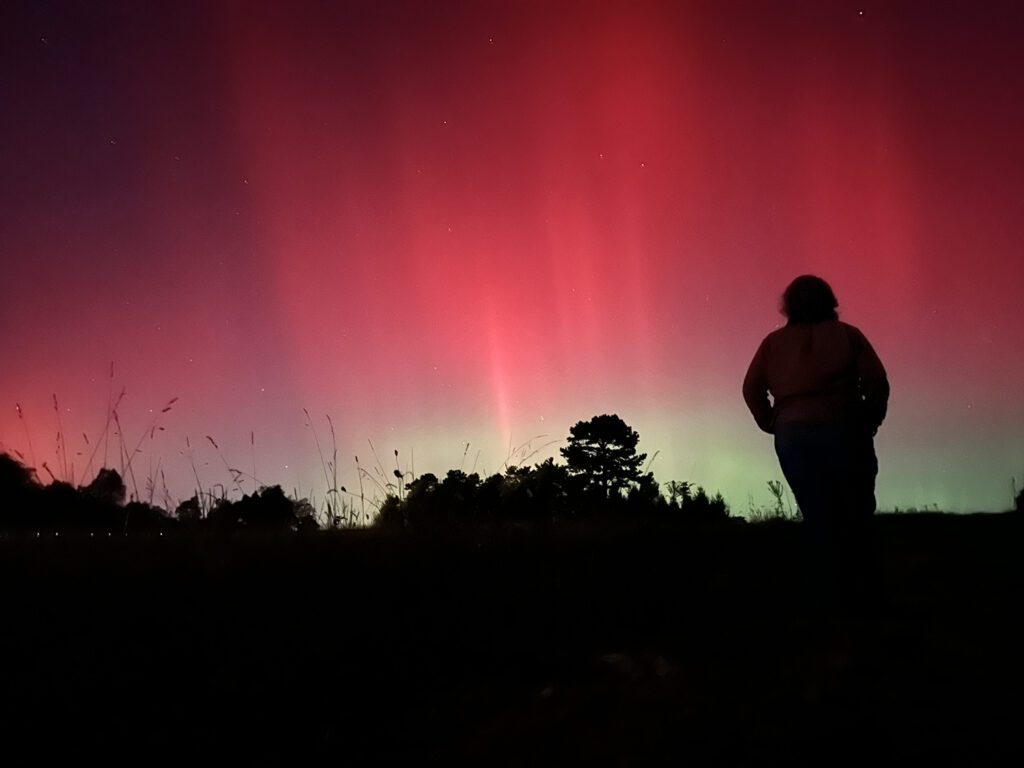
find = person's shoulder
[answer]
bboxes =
[756,325,787,352]
[836,319,865,336]
[835,320,875,348]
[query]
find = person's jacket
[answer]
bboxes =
[743,319,889,435]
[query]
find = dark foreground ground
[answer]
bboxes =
[1,513,1021,764]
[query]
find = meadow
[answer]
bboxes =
[3,405,1022,761]
[1,513,1020,763]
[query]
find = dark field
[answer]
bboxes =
[2,514,1021,764]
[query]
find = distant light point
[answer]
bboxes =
[109,138,117,145]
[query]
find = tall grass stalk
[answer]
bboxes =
[500,435,559,473]
[15,403,37,477]
[112,410,136,499]
[355,454,367,524]
[83,385,125,482]
[206,435,245,496]
[52,394,70,483]
[103,362,114,468]
[183,435,208,517]
[304,409,342,526]
[114,395,178,502]
[367,438,389,490]
[355,454,388,498]
[145,456,162,506]
[389,448,416,506]
[644,450,660,474]
[303,409,333,518]
[327,415,342,526]
[251,431,257,492]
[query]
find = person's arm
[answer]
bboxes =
[743,338,776,434]
[852,328,889,434]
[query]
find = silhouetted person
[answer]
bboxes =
[743,275,889,613]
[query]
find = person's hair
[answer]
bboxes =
[781,275,839,324]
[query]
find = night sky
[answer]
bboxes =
[3,0,1023,513]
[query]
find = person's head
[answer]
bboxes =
[781,275,838,324]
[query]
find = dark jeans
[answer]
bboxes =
[774,422,879,614]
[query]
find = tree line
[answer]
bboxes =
[0,414,728,533]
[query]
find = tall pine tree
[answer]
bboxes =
[560,414,646,499]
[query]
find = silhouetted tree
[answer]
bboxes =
[377,460,580,527]
[627,472,665,515]
[397,470,486,528]
[663,480,692,508]
[205,497,236,529]
[560,414,646,500]
[293,498,319,532]
[0,452,35,493]
[83,467,126,506]
[122,500,175,532]
[526,458,576,520]
[680,486,730,521]
[438,470,483,522]
[486,463,572,522]
[477,472,506,519]
[239,485,302,529]
[402,472,440,529]
[375,494,405,528]
[205,485,305,530]
[175,495,203,524]
[0,452,39,529]
[491,465,534,521]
